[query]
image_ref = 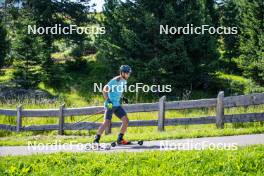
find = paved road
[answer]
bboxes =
[1,134,264,156]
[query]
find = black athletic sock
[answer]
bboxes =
[93,134,101,143]
[117,133,124,142]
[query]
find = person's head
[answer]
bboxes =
[120,65,132,80]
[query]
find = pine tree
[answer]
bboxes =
[0,17,9,68]
[12,19,45,88]
[237,0,264,85]
[97,0,219,92]
[8,0,92,87]
[220,0,241,73]
[205,0,220,28]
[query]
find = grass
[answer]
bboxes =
[1,122,264,146]
[214,71,264,94]
[0,67,106,108]
[216,72,250,84]
[0,145,264,175]
[0,104,263,146]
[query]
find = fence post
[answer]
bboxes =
[58,104,65,135]
[16,105,22,132]
[105,122,112,135]
[216,91,224,129]
[158,96,166,131]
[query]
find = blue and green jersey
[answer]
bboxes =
[104,77,127,107]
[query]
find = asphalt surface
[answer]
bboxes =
[1,134,264,156]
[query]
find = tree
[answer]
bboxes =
[0,16,9,69]
[205,0,220,28]
[12,19,45,88]
[237,0,264,85]
[7,0,93,88]
[97,0,219,93]
[23,0,92,86]
[220,0,241,73]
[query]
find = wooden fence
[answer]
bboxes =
[0,91,264,135]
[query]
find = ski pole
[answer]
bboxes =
[72,109,105,125]
[70,109,105,134]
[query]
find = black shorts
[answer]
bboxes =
[104,106,127,120]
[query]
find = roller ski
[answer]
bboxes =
[85,141,111,151]
[110,139,144,147]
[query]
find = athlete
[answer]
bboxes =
[93,65,132,145]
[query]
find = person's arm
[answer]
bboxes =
[102,85,109,100]
[102,84,113,109]
[103,79,115,104]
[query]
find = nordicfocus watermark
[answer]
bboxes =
[160,24,238,35]
[28,24,105,35]
[94,83,172,93]
[27,140,238,151]
[160,140,238,150]
[27,141,110,151]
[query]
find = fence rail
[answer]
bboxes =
[0,92,263,134]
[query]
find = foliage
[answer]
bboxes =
[11,18,45,88]
[209,72,264,95]
[0,145,264,175]
[0,16,9,68]
[236,0,264,85]
[219,0,241,73]
[5,0,93,88]
[96,0,219,93]
[0,0,263,105]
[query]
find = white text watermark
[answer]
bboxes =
[93,83,172,93]
[160,24,238,35]
[160,140,238,150]
[28,24,105,35]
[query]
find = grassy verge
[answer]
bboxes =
[0,145,264,175]
[1,122,264,146]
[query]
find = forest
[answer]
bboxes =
[0,0,263,105]
[0,2,263,175]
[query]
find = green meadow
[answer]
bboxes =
[1,145,263,176]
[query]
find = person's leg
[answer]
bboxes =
[93,108,113,143]
[120,115,129,134]
[114,106,129,143]
[93,119,111,143]
[97,119,111,135]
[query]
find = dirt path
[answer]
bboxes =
[1,134,264,156]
